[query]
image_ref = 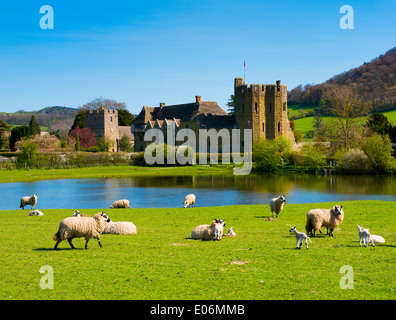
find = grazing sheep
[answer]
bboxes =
[305,205,344,237]
[269,195,286,218]
[28,209,44,216]
[223,227,236,237]
[53,212,111,250]
[102,221,137,235]
[110,199,130,209]
[357,224,385,247]
[289,225,312,249]
[213,219,226,241]
[191,219,225,240]
[20,194,37,210]
[184,194,196,208]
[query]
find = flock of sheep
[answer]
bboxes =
[20,192,385,250]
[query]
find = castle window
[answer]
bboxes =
[262,123,265,132]
[283,102,286,111]
[269,103,272,113]
[110,116,113,122]
[278,122,281,132]
[255,102,258,113]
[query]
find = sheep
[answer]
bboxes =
[184,194,196,208]
[289,225,312,249]
[53,212,111,250]
[20,194,37,210]
[269,195,286,218]
[191,219,225,240]
[223,227,236,237]
[102,221,137,235]
[72,210,88,217]
[28,209,44,216]
[305,205,344,237]
[110,199,130,209]
[357,224,385,247]
[213,219,226,241]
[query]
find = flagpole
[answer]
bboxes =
[244,58,246,82]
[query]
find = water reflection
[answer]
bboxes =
[0,174,394,210]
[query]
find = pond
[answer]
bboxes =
[1,174,395,210]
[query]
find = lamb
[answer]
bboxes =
[20,194,37,210]
[53,212,111,250]
[305,205,344,237]
[223,227,236,237]
[184,194,196,208]
[110,199,130,209]
[213,219,226,241]
[289,225,312,249]
[102,221,137,235]
[357,224,385,247]
[191,219,225,240]
[269,195,286,218]
[28,209,44,216]
[72,210,89,217]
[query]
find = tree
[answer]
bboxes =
[17,140,39,169]
[322,85,369,149]
[80,97,127,111]
[252,138,281,172]
[29,115,41,136]
[10,126,32,150]
[118,109,134,126]
[119,134,132,151]
[74,135,81,151]
[300,144,326,172]
[0,120,11,150]
[361,133,396,173]
[69,127,97,150]
[226,95,235,115]
[70,110,86,132]
[364,113,393,137]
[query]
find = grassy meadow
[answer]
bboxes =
[0,200,394,300]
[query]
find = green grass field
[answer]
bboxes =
[0,201,394,300]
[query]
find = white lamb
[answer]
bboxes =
[223,227,236,237]
[53,212,111,250]
[269,195,286,218]
[184,194,196,208]
[213,219,226,241]
[110,199,130,209]
[357,224,385,247]
[20,194,37,210]
[289,225,312,249]
[28,209,44,216]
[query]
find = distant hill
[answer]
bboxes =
[288,47,396,113]
[0,106,78,132]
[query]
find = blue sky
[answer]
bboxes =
[0,0,395,114]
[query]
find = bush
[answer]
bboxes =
[361,133,396,173]
[300,144,326,172]
[341,149,371,172]
[16,140,39,169]
[252,139,281,172]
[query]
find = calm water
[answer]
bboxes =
[1,174,394,210]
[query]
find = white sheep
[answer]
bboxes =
[28,209,44,216]
[184,194,196,208]
[223,227,236,237]
[213,219,226,241]
[110,199,130,209]
[269,195,286,218]
[20,194,37,210]
[305,205,344,237]
[191,219,224,240]
[53,212,111,250]
[289,225,312,249]
[357,224,385,247]
[72,210,88,217]
[102,221,137,235]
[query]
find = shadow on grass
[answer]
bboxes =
[33,247,85,251]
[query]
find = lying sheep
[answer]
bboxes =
[269,195,286,218]
[184,194,196,208]
[191,219,225,240]
[357,224,385,247]
[72,210,89,217]
[213,219,226,241]
[289,225,312,249]
[223,227,236,237]
[102,221,137,235]
[20,194,37,210]
[305,205,344,237]
[53,212,111,250]
[110,199,130,209]
[28,209,44,216]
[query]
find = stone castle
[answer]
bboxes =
[131,77,295,152]
[85,108,133,152]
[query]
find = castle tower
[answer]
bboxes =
[85,108,119,152]
[234,77,293,146]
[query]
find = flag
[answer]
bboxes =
[244,59,246,69]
